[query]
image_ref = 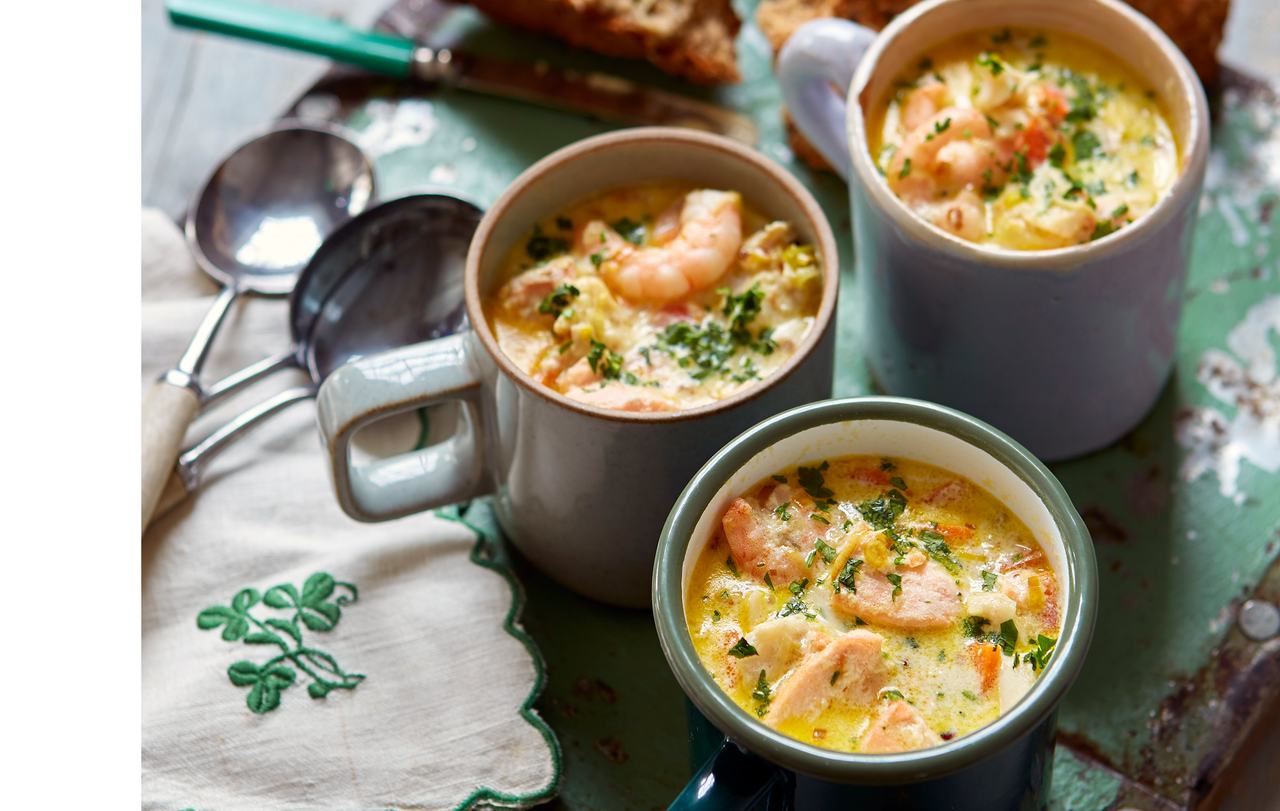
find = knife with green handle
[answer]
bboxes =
[166,0,758,145]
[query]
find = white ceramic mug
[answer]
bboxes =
[777,0,1210,460]
[316,128,841,608]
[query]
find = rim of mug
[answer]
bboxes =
[844,0,1210,269]
[652,397,1098,784]
[463,127,840,424]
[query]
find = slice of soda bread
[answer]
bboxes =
[461,0,742,84]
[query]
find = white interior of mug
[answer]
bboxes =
[680,418,1068,605]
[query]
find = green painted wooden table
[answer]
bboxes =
[278,2,1280,807]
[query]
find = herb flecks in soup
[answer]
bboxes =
[485,184,822,412]
[686,456,1062,753]
[869,28,1179,250]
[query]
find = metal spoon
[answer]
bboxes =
[148,191,482,523]
[141,121,376,532]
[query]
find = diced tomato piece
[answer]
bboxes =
[1014,119,1055,167]
[851,468,891,487]
[972,642,1001,692]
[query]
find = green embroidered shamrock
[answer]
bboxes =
[197,572,365,714]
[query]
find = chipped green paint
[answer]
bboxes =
[1047,747,1124,811]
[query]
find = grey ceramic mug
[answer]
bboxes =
[777,0,1210,460]
[653,397,1098,809]
[316,128,840,608]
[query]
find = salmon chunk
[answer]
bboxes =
[859,700,943,753]
[730,616,831,683]
[564,382,678,412]
[722,496,814,584]
[765,629,886,725]
[492,256,576,323]
[831,559,962,629]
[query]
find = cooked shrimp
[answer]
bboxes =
[600,190,743,303]
[889,109,1005,201]
[901,81,951,132]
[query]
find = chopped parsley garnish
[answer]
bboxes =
[1140,134,1157,147]
[777,594,813,619]
[772,475,787,483]
[898,158,912,179]
[835,558,863,593]
[725,556,739,578]
[857,490,907,530]
[919,57,933,70]
[538,284,580,318]
[1126,170,1140,187]
[789,578,809,595]
[1112,203,1129,219]
[804,549,817,568]
[879,458,896,471]
[720,283,766,343]
[589,252,604,268]
[1048,142,1066,167]
[998,619,1018,656]
[555,216,573,231]
[889,476,907,490]
[1011,150,1033,185]
[763,572,775,590]
[1091,219,1118,241]
[976,52,1004,76]
[797,465,834,500]
[842,520,853,531]
[659,322,735,380]
[855,617,869,626]
[728,637,758,658]
[525,226,570,261]
[558,341,573,355]
[963,615,991,639]
[611,217,646,245]
[775,502,792,522]
[937,648,946,662]
[712,609,721,621]
[984,113,1000,132]
[752,670,772,716]
[886,573,903,601]
[811,514,830,525]
[962,690,979,701]
[882,689,905,701]
[1024,634,1057,671]
[934,117,952,135]
[1072,129,1101,160]
[981,571,998,592]
[905,637,919,649]
[830,670,841,685]
[586,339,624,379]
[814,538,837,563]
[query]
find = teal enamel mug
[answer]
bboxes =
[777,0,1210,460]
[653,397,1097,810]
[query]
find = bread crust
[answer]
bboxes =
[462,0,742,84]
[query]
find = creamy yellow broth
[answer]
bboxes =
[484,183,822,412]
[685,455,1062,753]
[868,27,1179,250]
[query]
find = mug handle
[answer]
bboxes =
[667,739,785,811]
[316,333,489,522]
[776,18,879,181]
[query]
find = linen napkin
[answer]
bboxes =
[141,209,561,810]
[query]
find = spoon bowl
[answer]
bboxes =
[188,122,377,294]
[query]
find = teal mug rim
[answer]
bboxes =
[652,396,1098,785]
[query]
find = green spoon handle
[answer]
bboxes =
[166,0,415,78]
